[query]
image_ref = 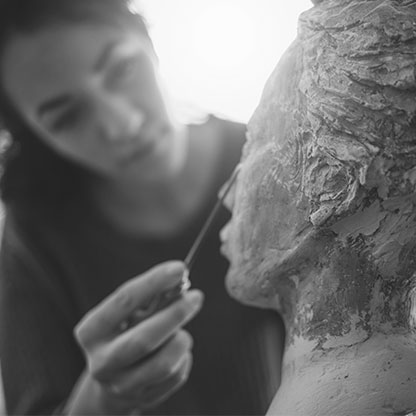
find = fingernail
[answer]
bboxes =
[166,261,185,275]
[181,269,191,292]
[187,290,204,309]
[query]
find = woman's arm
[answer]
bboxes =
[0,226,202,415]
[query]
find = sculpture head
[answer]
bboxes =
[221,0,416,344]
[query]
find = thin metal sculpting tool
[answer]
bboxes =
[183,164,240,272]
[122,165,240,329]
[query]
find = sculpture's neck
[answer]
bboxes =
[277,263,416,348]
[265,280,416,415]
[267,333,416,416]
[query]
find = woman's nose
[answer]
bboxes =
[95,93,145,142]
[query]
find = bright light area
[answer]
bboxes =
[136,1,312,123]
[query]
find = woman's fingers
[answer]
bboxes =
[72,261,203,412]
[90,289,203,376]
[106,330,193,399]
[141,353,193,409]
[75,261,186,344]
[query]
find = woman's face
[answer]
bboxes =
[0,23,179,178]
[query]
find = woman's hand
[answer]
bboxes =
[68,261,203,415]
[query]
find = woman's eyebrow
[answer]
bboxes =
[93,40,121,72]
[37,40,123,119]
[37,40,122,119]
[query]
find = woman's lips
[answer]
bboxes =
[132,138,159,158]
[119,122,169,161]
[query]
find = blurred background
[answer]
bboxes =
[135,0,312,123]
[0,1,311,414]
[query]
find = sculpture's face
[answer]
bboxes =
[222,1,416,413]
[221,126,315,310]
[222,26,416,342]
[220,35,416,328]
[220,45,321,311]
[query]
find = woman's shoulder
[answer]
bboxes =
[189,113,247,167]
[190,113,246,140]
[0,208,54,307]
[0,207,52,279]
[0,202,80,286]
[180,114,247,227]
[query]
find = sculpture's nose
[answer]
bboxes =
[221,164,241,214]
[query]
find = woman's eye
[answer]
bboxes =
[108,57,138,87]
[50,106,83,132]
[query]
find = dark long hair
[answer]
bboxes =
[0,0,150,218]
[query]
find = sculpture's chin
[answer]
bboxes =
[225,263,271,309]
[225,268,248,303]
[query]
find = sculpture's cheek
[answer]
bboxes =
[223,150,313,308]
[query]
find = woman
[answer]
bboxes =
[0,0,284,414]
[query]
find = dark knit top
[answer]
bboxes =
[0,116,284,415]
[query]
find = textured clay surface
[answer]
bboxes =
[222,1,416,414]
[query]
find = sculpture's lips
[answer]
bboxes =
[182,167,241,273]
[219,222,232,259]
[219,221,229,243]
[219,240,230,258]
